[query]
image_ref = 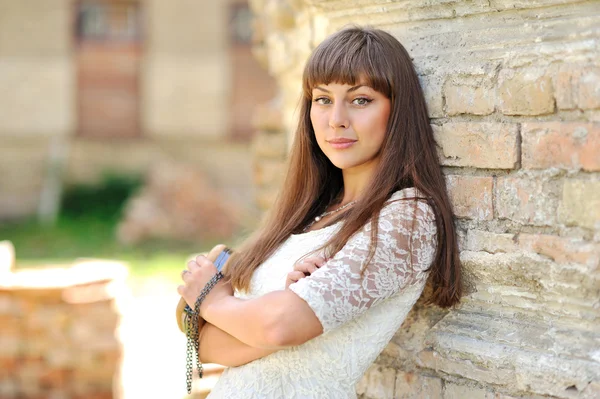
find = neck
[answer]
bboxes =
[338,159,379,204]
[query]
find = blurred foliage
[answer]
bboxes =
[0,214,226,283]
[60,172,144,221]
[0,173,234,283]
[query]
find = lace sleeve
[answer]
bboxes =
[288,191,437,333]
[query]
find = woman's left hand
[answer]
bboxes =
[177,254,232,312]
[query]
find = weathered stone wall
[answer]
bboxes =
[250,0,600,397]
[0,242,127,399]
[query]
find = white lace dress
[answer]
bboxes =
[208,188,437,399]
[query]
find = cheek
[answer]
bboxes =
[375,103,391,137]
[310,109,326,138]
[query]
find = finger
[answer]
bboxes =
[285,271,305,289]
[288,271,305,283]
[187,260,200,272]
[181,269,191,281]
[207,244,227,262]
[194,255,218,273]
[293,261,310,273]
[294,261,317,275]
[304,256,326,267]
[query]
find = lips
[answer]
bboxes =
[327,138,357,144]
[327,138,357,149]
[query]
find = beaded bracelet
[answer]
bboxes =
[184,271,224,394]
[183,248,232,394]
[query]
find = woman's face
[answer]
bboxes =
[310,81,391,173]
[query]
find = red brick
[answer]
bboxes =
[498,68,554,115]
[433,123,518,169]
[446,175,493,220]
[522,122,600,171]
[518,233,599,268]
[39,368,71,390]
[495,176,559,226]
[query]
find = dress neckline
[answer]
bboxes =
[291,220,343,237]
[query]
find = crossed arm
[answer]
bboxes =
[198,322,277,367]
[191,281,323,367]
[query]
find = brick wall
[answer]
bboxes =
[0,242,127,399]
[250,0,599,397]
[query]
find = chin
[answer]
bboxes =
[328,158,363,170]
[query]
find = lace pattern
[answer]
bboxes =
[207,188,437,398]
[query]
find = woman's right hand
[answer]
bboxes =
[285,256,326,289]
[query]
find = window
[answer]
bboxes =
[76,1,142,42]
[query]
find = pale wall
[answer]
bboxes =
[142,0,231,138]
[0,0,244,220]
[0,0,74,135]
[251,0,600,398]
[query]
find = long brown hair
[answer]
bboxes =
[226,27,461,308]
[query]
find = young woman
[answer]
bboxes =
[178,26,462,398]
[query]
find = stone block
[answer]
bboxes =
[419,75,444,118]
[464,230,518,253]
[394,371,442,399]
[522,122,600,171]
[444,75,495,116]
[495,176,560,226]
[461,249,598,307]
[433,123,518,169]
[513,351,600,398]
[260,164,285,201]
[554,64,600,110]
[356,364,396,399]
[252,131,287,160]
[578,68,600,110]
[423,309,600,397]
[498,68,554,116]
[445,175,493,220]
[444,382,489,399]
[252,102,285,133]
[518,233,600,268]
[558,179,600,230]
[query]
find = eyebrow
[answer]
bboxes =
[313,84,369,93]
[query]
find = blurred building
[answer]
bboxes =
[0,0,277,220]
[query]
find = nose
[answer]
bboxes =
[329,102,349,129]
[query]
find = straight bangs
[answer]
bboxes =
[303,30,393,99]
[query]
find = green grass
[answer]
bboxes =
[0,215,238,284]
